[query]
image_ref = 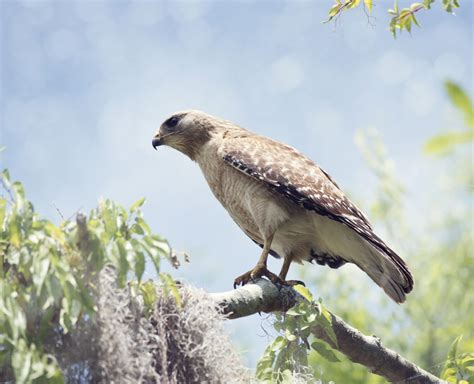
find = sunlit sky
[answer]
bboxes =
[1,0,472,367]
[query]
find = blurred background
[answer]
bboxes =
[1,0,472,380]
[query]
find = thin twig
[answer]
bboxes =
[394,4,425,25]
[52,203,65,221]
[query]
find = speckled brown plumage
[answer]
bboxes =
[152,110,414,303]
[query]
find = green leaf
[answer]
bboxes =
[324,2,342,23]
[256,344,276,380]
[364,0,373,13]
[130,223,144,235]
[285,329,297,342]
[69,298,82,326]
[76,276,96,314]
[423,0,435,8]
[160,272,181,307]
[44,274,62,306]
[101,200,118,241]
[32,253,50,295]
[318,305,338,347]
[461,355,474,370]
[8,211,21,248]
[270,336,287,352]
[311,340,340,362]
[285,307,302,317]
[448,335,462,361]
[293,285,313,301]
[12,182,25,200]
[129,197,146,213]
[424,131,473,155]
[135,250,145,282]
[442,0,459,12]
[136,217,151,235]
[411,14,420,27]
[12,339,32,383]
[279,369,294,382]
[140,242,160,273]
[2,169,11,188]
[139,280,158,316]
[445,81,474,127]
[0,198,6,229]
[117,239,129,287]
[43,220,65,243]
[440,335,472,381]
[347,0,361,9]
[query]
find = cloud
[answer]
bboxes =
[73,1,112,24]
[375,50,413,85]
[403,78,438,117]
[267,55,304,93]
[16,0,54,25]
[168,1,210,23]
[305,103,343,135]
[3,22,46,93]
[44,28,83,62]
[127,2,164,27]
[433,52,466,82]
[343,16,377,54]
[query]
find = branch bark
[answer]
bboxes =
[210,278,444,384]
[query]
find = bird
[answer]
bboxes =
[152,110,414,303]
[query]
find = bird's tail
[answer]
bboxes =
[361,238,414,304]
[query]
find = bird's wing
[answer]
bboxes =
[221,135,413,288]
[221,134,373,233]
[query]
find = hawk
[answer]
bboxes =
[152,110,414,303]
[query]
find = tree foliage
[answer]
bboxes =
[425,81,474,156]
[0,171,177,383]
[325,0,461,37]
[252,81,473,383]
[282,82,473,383]
[256,286,339,383]
[441,336,474,383]
[2,82,472,383]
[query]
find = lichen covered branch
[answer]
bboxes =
[210,278,443,384]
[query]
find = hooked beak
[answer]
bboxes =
[152,134,162,150]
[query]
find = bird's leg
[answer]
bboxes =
[278,256,292,280]
[278,255,305,287]
[234,233,283,288]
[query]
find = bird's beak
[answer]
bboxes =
[152,134,162,150]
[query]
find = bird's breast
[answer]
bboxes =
[196,145,291,241]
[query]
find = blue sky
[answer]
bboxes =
[1,0,472,367]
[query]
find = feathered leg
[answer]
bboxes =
[233,234,281,288]
[278,255,305,287]
[233,236,304,288]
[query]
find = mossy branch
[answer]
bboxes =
[210,278,443,384]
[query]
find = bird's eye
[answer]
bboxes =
[166,116,180,128]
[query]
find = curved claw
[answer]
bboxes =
[233,271,253,289]
[233,265,306,289]
[233,265,271,289]
[282,279,306,287]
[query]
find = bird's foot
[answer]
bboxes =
[233,264,305,288]
[233,263,281,288]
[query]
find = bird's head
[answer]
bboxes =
[152,110,219,160]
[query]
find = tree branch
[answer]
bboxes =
[210,278,443,384]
